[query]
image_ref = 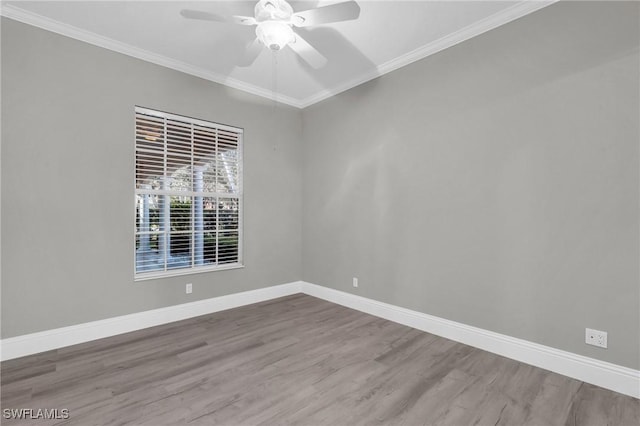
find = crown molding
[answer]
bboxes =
[1,1,557,110]
[0,3,304,108]
[299,0,558,108]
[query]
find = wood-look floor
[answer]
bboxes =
[1,294,638,426]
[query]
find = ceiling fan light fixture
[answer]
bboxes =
[181,0,359,67]
[256,21,294,50]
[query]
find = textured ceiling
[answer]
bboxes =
[2,1,556,107]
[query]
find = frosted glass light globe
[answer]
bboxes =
[256,21,294,51]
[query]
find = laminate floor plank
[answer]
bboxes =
[1,294,638,425]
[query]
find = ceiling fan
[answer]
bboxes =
[180,0,361,69]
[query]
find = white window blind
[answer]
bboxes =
[135,107,243,279]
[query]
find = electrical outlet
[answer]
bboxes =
[352,277,358,288]
[186,283,192,294]
[585,328,607,348]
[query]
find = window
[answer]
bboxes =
[135,107,243,279]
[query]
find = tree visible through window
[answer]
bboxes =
[135,107,243,278]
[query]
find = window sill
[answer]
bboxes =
[134,263,244,282]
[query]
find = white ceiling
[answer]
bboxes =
[2,1,555,108]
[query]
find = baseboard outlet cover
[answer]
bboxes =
[300,282,640,399]
[0,281,303,362]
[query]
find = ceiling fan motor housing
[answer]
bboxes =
[255,0,293,22]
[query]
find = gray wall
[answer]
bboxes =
[1,18,302,337]
[302,1,640,369]
[2,1,639,371]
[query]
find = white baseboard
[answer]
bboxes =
[301,282,639,399]
[0,281,302,362]
[1,280,637,399]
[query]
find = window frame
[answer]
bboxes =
[133,106,244,281]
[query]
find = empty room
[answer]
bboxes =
[1,0,639,424]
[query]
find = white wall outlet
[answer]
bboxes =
[585,328,607,348]
[352,277,358,288]
[186,283,193,294]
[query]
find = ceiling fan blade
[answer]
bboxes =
[238,38,263,67]
[180,10,256,26]
[291,1,360,27]
[180,9,229,22]
[288,33,327,69]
